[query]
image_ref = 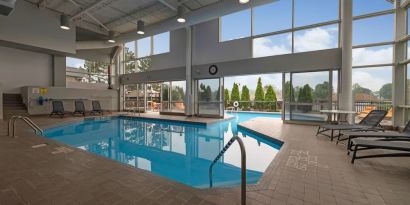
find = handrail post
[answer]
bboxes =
[209,136,246,205]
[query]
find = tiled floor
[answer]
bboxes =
[0,114,409,205]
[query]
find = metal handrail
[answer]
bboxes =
[8,116,43,137]
[209,136,246,205]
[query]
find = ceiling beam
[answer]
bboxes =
[104,3,165,29]
[116,0,276,43]
[68,0,110,31]
[158,0,177,11]
[70,0,119,21]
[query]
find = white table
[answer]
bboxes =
[320,110,356,124]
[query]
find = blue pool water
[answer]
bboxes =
[44,112,282,188]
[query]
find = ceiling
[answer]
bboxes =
[25,0,220,41]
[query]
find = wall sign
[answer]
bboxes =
[209,65,218,75]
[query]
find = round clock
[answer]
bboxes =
[209,65,218,75]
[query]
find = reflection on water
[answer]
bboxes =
[45,113,281,188]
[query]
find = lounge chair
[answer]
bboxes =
[50,100,65,118]
[341,120,410,148]
[350,138,410,164]
[357,105,377,118]
[384,108,393,120]
[316,110,387,141]
[73,100,86,116]
[91,100,103,115]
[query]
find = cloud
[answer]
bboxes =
[352,46,393,66]
[294,26,338,52]
[352,69,391,91]
[253,36,291,57]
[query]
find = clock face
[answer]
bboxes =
[209,65,218,75]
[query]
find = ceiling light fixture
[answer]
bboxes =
[177,6,186,23]
[60,15,70,30]
[137,20,145,35]
[107,31,116,43]
[239,0,250,4]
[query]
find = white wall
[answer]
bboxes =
[193,19,252,65]
[151,28,187,70]
[22,86,119,115]
[0,0,76,54]
[0,83,3,120]
[0,46,53,93]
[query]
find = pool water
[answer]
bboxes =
[44,112,282,188]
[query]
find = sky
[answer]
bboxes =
[67,0,396,93]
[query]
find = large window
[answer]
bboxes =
[153,32,170,55]
[352,45,393,67]
[253,33,292,58]
[353,14,394,46]
[294,0,339,27]
[353,0,393,16]
[253,1,292,35]
[294,24,339,53]
[220,9,251,42]
[66,57,108,85]
[247,0,340,58]
[123,32,170,73]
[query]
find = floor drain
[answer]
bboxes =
[31,143,48,149]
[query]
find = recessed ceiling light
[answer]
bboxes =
[239,0,250,4]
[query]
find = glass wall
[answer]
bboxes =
[196,78,224,117]
[123,32,170,74]
[160,81,186,113]
[66,57,109,85]
[124,84,145,111]
[283,70,337,122]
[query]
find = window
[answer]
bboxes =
[352,45,393,67]
[294,24,339,53]
[171,81,186,113]
[153,32,170,55]
[353,0,393,16]
[352,67,392,101]
[66,57,85,69]
[220,9,251,42]
[65,57,108,84]
[137,37,151,58]
[124,42,135,60]
[253,0,292,35]
[353,14,394,45]
[253,33,292,58]
[294,0,339,27]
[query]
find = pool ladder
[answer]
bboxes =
[209,135,246,205]
[8,116,44,137]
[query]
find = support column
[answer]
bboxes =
[340,0,353,122]
[185,26,194,116]
[52,55,67,87]
[393,0,407,127]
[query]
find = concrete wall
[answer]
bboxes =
[0,0,76,54]
[192,19,252,65]
[193,48,342,79]
[151,28,187,70]
[0,46,53,93]
[0,83,3,120]
[22,86,119,115]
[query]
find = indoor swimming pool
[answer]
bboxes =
[44,112,282,188]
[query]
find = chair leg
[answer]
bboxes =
[316,127,321,136]
[331,130,334,141]
[351,145,359,164]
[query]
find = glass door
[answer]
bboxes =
[124,83,146,112]
[196,78,224,118]
[283,70,338,122]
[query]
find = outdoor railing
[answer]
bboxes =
[354,101,392,112]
